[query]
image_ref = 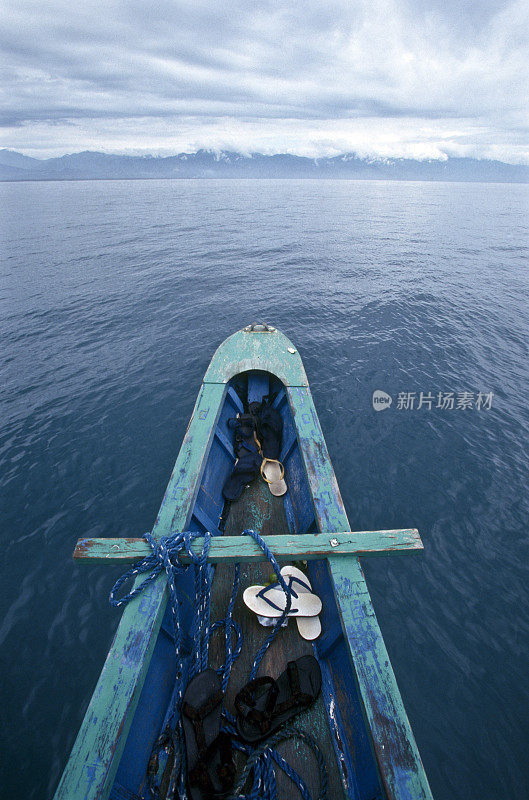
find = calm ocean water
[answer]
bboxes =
[1,178,528,800]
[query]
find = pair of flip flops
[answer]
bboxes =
[244,566,322,641]
[182,670,235,799]
[235,655,321,742]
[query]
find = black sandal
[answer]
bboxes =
[234,655,321,743]
[187,731,235,799]
[183,669,234,799]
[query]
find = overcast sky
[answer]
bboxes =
[1,0,528,161]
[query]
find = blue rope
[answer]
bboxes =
[109,527,327,800]
[209,562,243,693]
[109,529,217,800]
[109,530,204,609]
[223,530,327,800]
[240,528,294,680]
[189,530,213,680]
[229,726,328,800]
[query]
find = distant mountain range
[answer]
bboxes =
[1,148,528,183]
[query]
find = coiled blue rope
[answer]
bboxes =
[109,530,207,609]
[109,529,219,799]
[228,725,328,800]
[109,527,326,800]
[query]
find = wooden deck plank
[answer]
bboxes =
[288,386,433,800]
[73,528,424,563]
[208,479,347,800]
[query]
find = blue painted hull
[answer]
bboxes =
[108,371,378,799]
[55,328,432,800]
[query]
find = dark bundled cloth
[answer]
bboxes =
[222,396,283,501]
[249,395,283,460]
[222,414,262,502]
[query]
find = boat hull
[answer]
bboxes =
[54,327,432,800]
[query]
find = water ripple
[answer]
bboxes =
[0,178,528,799]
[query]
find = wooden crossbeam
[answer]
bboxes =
[73,528,423,564]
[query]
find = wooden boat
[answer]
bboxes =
[55,324,433,800]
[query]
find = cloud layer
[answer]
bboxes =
[1,0,528,160]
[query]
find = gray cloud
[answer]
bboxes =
[0,0,527,160]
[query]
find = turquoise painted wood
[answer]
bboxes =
[73,529,424,563]
[55,325,433,800]
[288,385,433,800]
[203,327,308,386]
[54,382,227,800]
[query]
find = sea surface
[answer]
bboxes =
[1,178,528,800]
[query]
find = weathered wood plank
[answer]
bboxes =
[208,479,347,800]
[203,328,309,386]
[288,386,434,800]
[54,382,226,800]
[73,529,424,563]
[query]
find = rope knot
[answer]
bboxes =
[108,530,204,608]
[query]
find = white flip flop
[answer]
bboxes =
[243,583,321,618]
[261,458,287,496]
[280,566,322,641]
